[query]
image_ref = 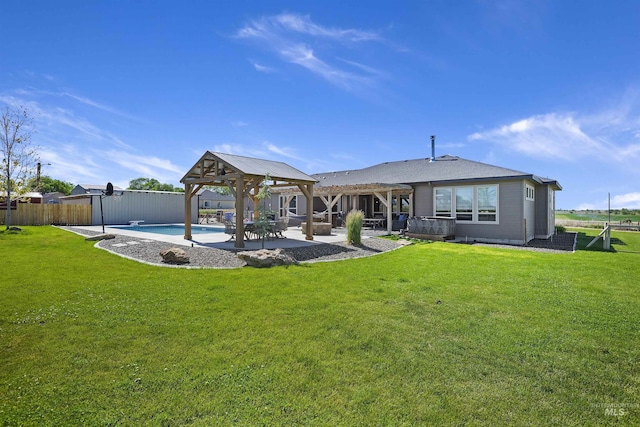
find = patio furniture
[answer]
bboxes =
[272,217,289,238]
[223,220,236,241]
[392,214,407,231]
[244,220,278,240]
[300,222,331,235]
[362,217,385,229]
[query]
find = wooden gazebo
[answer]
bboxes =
[181,152,317,248]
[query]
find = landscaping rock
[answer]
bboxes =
[85,234,116,241]
[237,248,298,268]
[160,247,190,264]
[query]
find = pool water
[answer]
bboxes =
[110,224,224,236]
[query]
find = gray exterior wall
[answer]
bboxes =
[413,183,433,216]
[197,190,235,210]
[90,190,198,225]
[448,180,526,244]
[534,185,555,238]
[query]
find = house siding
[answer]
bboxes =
[413,183,433,216]
[452,180,526,244]
[411,180,528,244]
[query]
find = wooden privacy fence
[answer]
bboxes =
[0,204,92,226]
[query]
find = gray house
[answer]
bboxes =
[274,155,561,245]
[196,189,235,210]
[70,184,124,196]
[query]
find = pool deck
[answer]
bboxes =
[70,224,391,250]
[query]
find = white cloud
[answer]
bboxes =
[231,120,248,127]
[39,146,102,182]
[272,13,381,42]
[212,143,266,158]
[252,62,275,73]
[468,113,606,160]
[576,202,597,210]
[262,141,302,161]
[235,12,386,92]
[611,192,640,209]
[468,91,640,169]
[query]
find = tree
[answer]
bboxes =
[1,106,39,229]
[204,185,232,196]
[29,175,74,195]
[128,177,183,192]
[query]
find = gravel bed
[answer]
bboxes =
[60,226,575,269]
[469,232,577,253]
[61,227,402,268]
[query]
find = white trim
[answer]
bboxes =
[525,184,535,201]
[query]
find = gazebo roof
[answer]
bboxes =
[181,151,317,186]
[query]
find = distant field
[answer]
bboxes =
[557,210,640,223]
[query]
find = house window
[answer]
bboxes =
[434,185,499,223]
[526,184,535,201]
[435,188,452,217]
[455,187,473,221]
[477,186,497,222]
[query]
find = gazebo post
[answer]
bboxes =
[305,183,314,240]
[235,178,245,248]
[184,183,193,240]
[387,189,393,234]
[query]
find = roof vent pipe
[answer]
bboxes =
[430,135,436,162]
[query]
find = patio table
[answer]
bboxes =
[362,218,385,229]
[243,221,276,240]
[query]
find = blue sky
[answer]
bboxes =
[2,0,639,209]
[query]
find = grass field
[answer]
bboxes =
[557,210,640,223]
[1,227,639,425]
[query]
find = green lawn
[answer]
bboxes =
[1,227,639,426]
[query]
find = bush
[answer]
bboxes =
[346,209,364,245]
[555,225,566,234]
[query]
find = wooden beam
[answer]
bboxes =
[373,192,389,209]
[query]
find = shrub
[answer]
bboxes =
[555,225,566,234]
[346,209,364,245]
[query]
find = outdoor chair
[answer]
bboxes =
[273,217,288,238]
[392,214,408,231]
[223,220,236,241]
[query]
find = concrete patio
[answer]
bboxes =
[70,224,392,251]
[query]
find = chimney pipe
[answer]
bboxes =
[430,135,436,162]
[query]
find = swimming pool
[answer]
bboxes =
[110,224,224,236]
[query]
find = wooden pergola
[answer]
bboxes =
[180,151,317,248]
[277,183,414,234]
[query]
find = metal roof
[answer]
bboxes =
[181,151,317,184]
